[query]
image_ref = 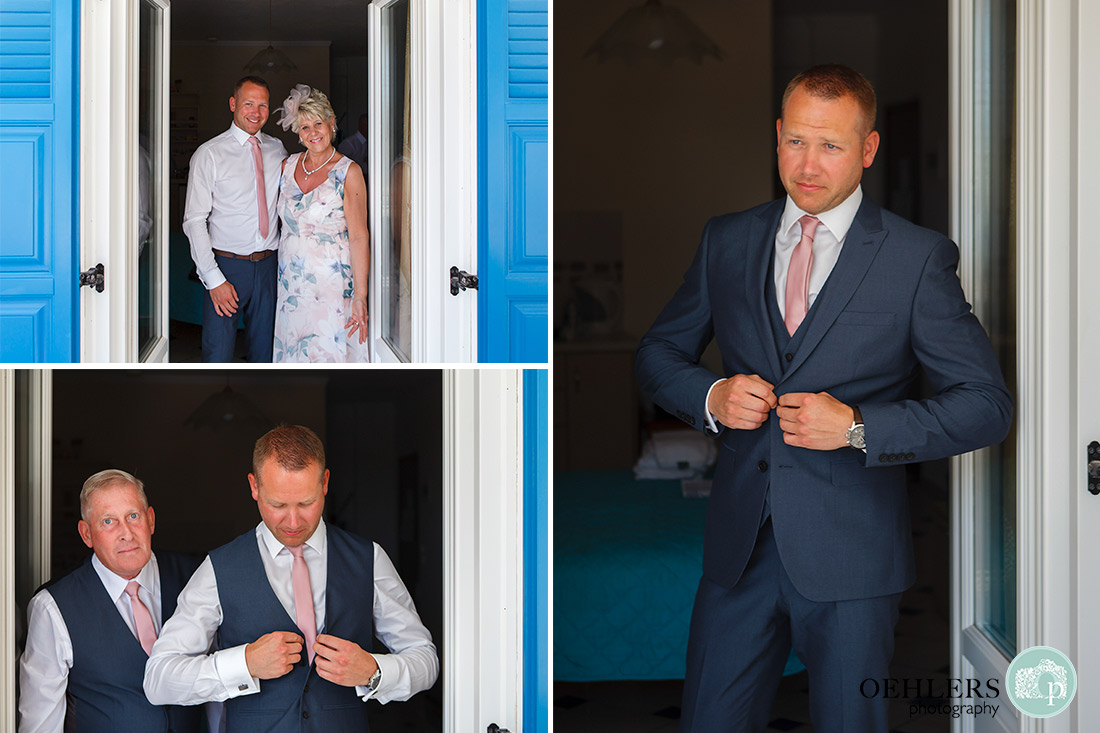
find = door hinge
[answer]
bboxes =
[450,266,478,295]
[79,263,105,293]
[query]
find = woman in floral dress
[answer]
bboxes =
[272,85,370,362]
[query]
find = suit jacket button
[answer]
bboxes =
[784,353,793,362]
[906,452,915,460]
[757,460,768,472]
[302,711,311,719]
[879,454,889,463]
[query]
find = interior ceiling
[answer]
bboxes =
[171,0,369,57]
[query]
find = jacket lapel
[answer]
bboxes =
[778,198,888,383]
[746,201,784,381]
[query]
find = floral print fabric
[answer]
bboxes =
[274,153,369,362]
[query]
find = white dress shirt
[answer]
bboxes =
[18,554,163,733]
[144,520,439,707]
[182,123,287,290]
[704,187,864,432]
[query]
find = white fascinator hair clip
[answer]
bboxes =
[276,84,313,131]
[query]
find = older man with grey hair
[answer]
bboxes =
[18,470,206,733]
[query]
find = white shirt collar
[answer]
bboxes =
[779,185,864,243]
[229,122,261,147]
[91,551,159,602]
[257,517,328,559]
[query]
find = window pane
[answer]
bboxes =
[972,0,1017,658]
[380,1,412,361]
[138,0,163,358]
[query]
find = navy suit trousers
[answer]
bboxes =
[681,518,901,733]
[201,252,277,363]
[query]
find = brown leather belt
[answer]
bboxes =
[212,248,276,262]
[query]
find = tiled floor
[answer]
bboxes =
[555,466,963,732]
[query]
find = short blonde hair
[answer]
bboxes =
[276,84,336,134]
[297,90,335,129]
[80,469,148,521]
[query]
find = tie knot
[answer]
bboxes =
[249,136,260,148]
[799,215,820,241]
[125,580,141,598]
[288,544,305,559]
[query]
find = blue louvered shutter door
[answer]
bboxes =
[0,0,77,362]
[478,0,548,363]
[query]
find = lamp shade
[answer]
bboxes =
[243,44,298,74]
[585,0,723,66]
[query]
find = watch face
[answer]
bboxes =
[849,425,866,449]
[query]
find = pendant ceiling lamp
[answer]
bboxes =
[585,0,723,66]
[184,381,272,433]
[243,0,297,74]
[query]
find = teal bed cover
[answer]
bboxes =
[554,469,804,681]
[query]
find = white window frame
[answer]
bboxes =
[950,1,1075,731]
[80,0,171,363]
[367,0,478,363]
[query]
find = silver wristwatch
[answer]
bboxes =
[846,405,866,450]
[367,667,382,692]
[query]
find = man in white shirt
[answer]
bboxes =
[144,425,439,731]
[183,76,287,363]
[337,113,369,171]
[18,470,205,733]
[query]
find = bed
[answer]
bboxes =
[554,468,804,681]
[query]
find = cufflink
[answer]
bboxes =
[238,684,249,691]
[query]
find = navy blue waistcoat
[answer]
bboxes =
[209,525,374,733]
[764,254,823,367]
[48,551,203,733]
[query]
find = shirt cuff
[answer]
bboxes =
[357,653,391,701]
[199,265,227,291]
[214,645,261,698]
[703,379,723,434]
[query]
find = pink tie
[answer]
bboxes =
[248,136,270,239]
[289,544,318,664]
[785,215,819,336]
[124,581,158,656]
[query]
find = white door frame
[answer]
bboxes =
[1070,0,1100,729]
[950,1,1078,731]
[0,371,16,733]
[80,0,171,363]
[443,369,525,731]
[367,0,478,363]
[0,368,525,732]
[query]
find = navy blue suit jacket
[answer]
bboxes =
[636,197,1012,602]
